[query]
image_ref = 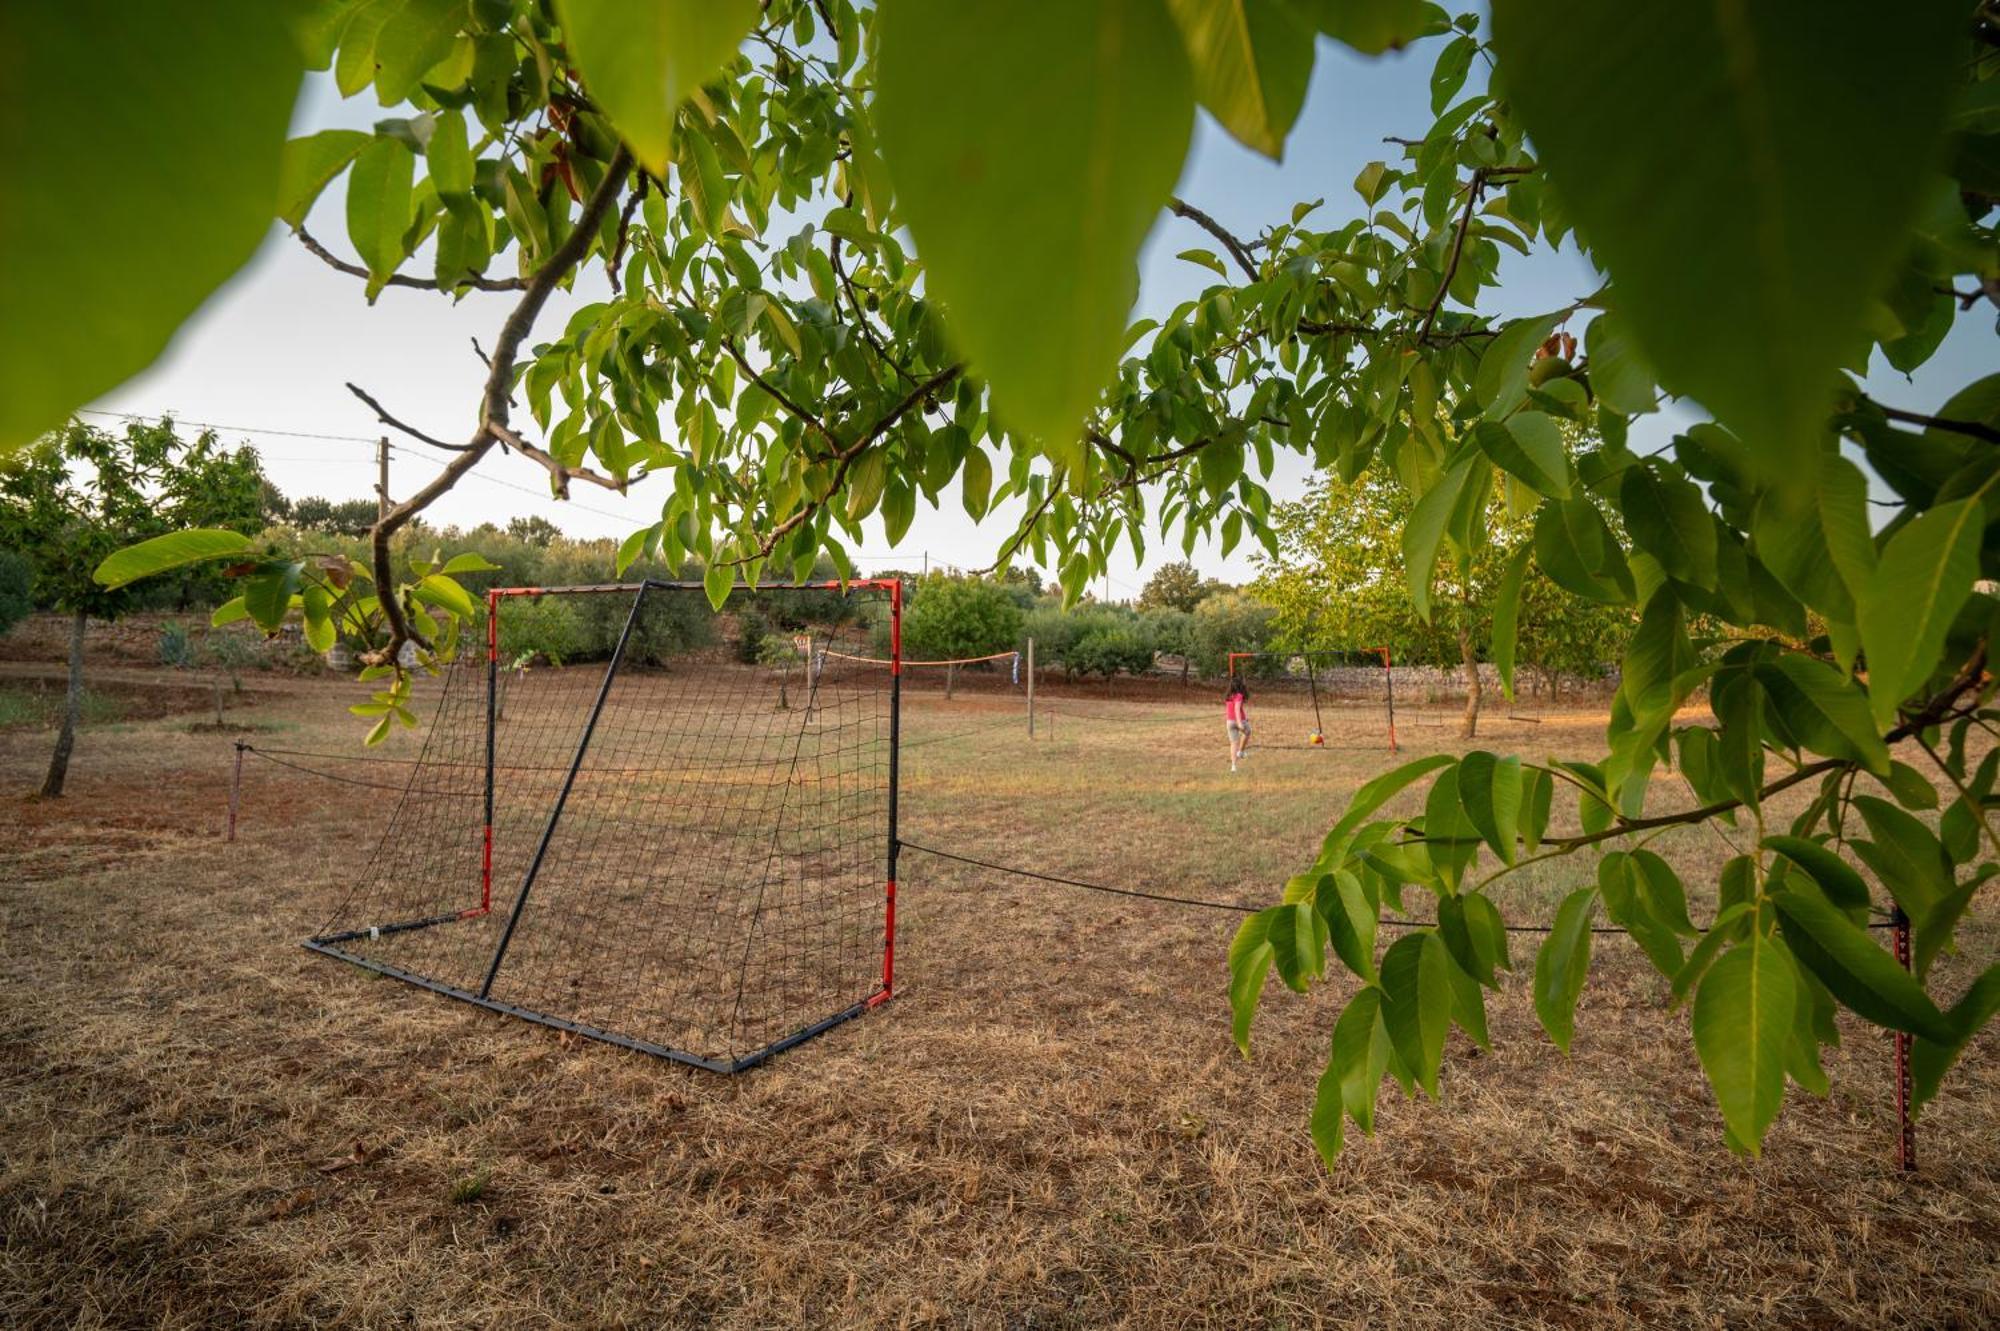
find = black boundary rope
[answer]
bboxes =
[897,840,1898,935]
[240,748,1898,938]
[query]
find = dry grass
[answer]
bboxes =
[1,656,1997,1329]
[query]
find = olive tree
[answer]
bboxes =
[54,0,2000,1160]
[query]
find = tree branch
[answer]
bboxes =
[1867,397,2000,447]
[486,421,648,496]
[1417,170,1487,345]
[1168,197,1259,280]
[719,335,840,450]
[365,147,633,662]
[345,382,478,452]
[295,226,530,293]
[831,232,921,387]
[727,364,965,564]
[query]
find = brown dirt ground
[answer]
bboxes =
[0,625,1995,1329]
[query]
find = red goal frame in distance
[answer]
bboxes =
[1226,647,1397,753]
[303,577,903,1073]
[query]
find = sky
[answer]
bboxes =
[88,32,1988,601]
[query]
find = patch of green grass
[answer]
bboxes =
[0,686,124,729]
[448,1169,491,1205]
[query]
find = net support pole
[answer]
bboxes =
[1026,637,1036,737]
[872,578,902,1007]
[226,740,245,841]
[480,589,499,917]
[1893,907,1916,1171]
[1308,661,1325,740]
[476,585,647,1000]
[1377,646,1399,753]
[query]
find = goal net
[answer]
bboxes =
[1226,648,1398,752]
[305,579,902,1072]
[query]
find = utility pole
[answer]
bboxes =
[375,436,391,519]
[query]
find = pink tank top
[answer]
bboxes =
[1225,694,1247,722]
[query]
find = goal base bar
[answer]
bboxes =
[301,939,887,1074]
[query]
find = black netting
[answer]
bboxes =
[306,581,897,1071]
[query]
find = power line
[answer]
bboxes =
[77,407,382,445]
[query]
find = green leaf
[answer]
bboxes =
[554,0,758,175]
[615,526,654,576]
[278,129,372,229]
[347,136,416,291]
[1473,415,1570,499]
[1754,653,1891,777]
[1859,497,1984,729]
[1314,754,1457,868]
[1691,931,1795,1156]
[1268,898,1329,992]
[1379,932,1451,1099]
[94,529,255,590]
[1332,986,1392,1132]
[1620,460,1716,589]
[1402,450,1477,622]
[301,584,335,653]
[438,552,501,576]
[1443,949,1490,1049]
[1429,34,1476,114]
[1880,760,1940,812]
[1595,852,1685,978]
[211,596,250,628]
[961,447,993,520]
[1911,964,2000,1116]
[1456,750,1522,866]
[1165,0,1313,159]
[243,564,301,631]
[1533,887,1596,1053]
[1318,870,1378,982]
[1491,542,1531,702]
[703,561,733,610]
[1761,836,1870,919]
[1474,313,1561,419]
[0,2,304,450]
[1228,908,1278,1054]
[1771,881,1954,1042]
[876,0,1194,444]
[1582,312,1657,416]
[1849,794,1952,923]
[427,107,473,199]
[1670,902,1754,1007]
[1492,0,1963,489]
[412,573,476,619]
[372,0,467,106]
[1295,0,1424,56]
[1533,495,1634,604]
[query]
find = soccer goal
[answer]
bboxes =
[304,579,903,1073]
[1226,647,1398,752]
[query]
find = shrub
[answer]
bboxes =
[1067,622,1153,679]
[158,623,198,668]
[899,574,1023,662]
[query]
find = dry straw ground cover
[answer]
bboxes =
[1,649,1996,1328]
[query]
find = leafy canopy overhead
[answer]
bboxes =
[63,0,2000,1161]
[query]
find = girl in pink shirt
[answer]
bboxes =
[1224,679,1251,771]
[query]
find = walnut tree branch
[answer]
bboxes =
[1168,196,1260,281]
[345,382,478,452]
[295,226,530,293]
[365,147,633,662]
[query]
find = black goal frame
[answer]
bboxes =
[302,578,903,1073]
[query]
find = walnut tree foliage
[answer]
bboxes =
[47,0,2000,1157]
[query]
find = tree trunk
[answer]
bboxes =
[41,609,86,798]
[1458,623,1482,740]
